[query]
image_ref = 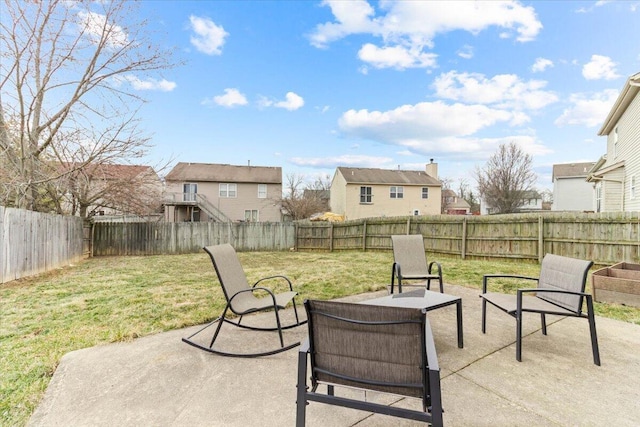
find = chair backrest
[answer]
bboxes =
[304,299,433,401]
[537,254,593,313]
[391,235,428,276]
[203,244,257,313]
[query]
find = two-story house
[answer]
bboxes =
[480,191,543,215]
[329,162,442,220]
[587,72,640,212]
[551,162,596,211]
[163,162,282,222]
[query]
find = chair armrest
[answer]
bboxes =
[299,337,310,354]
[482,274,538,293]
[253,275,295,291]
[423,317,439,372]
[427,261,442,278]
[516,288,594,315]
[229,286,278,305]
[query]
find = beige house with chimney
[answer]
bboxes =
[330,162,442,220]
[163,162,282,222]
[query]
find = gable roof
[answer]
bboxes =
[552,162,596,181]
[598,72,640,136]
[337,167,440,186]
[165,162,281,184]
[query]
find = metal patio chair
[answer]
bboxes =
[296,299,443,426]
[480,253,600,365]
[391,235,443,294]
[182,244,306,357]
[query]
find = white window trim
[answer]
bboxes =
[630,175,636,200]
[244,209,259,222]
[389,186,404,199]
[258,184,267,199]
[422,187,429,199]
[219,183,237,198]
[360,186,372,204]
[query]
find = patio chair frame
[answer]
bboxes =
[390,235,443,294]
[480,254,600,365]
[182,244,306,358]
[296,299,443,426]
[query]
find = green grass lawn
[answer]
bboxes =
[1,251,639,425]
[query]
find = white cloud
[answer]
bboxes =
[339,101,515,142]
[77,11,128,48]
[189,16,228,55]
[289,154,393,168]
[123,76,176,92]
[457,45,474,60]
[357,44,437,70]
[532,58,554,73]
[433,71,558,111]
[582,55,620,80]
[554,89,619,127]
[206,88,248,108]
[265,92,305,111]
[309,1,541,69]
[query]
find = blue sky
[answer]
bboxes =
[131,0,640,192]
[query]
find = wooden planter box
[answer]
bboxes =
[592,262,640,307]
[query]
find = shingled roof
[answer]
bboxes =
[552,162,596,181]
[337,167,440,186]
[165,162,281,184]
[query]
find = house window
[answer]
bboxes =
[258,184,267,199]
[613,126,618,158]
[244,209,258,222]
[183,183,197,202]
[219,183,237,198]
[360,186,372,203]
[413,209,420,216]
[631,175,637,200]
[595,182,602,212]
[390,186,404,199]
[422,188,429,199]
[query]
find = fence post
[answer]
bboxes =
[363,220,367,251]
[329,222,334,252]
[406,217,411,234]
[538,215,544,263]
[462,216,467,260]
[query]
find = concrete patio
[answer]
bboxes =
[28,284,640,426]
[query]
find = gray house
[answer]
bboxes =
[163,162,282,222]
[551,162,596,211]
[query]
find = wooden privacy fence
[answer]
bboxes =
[91,221,296,256]
[296,212,640,265]
[0,206,84,283]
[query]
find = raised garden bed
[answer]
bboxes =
[592,262,640,308]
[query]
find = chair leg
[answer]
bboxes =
[390,264,396,294]
[540,313,547,335]
[209,305,230,348]
[274,307,285,347]
[296,350,309,427]
[481,298,487,334]
[438,275,443,293]
[585,296,601,366]
[516,311,523,362]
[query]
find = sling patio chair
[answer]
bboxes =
[390,235,443,294]
[296,299,443,426]
[480,253,600,365]
[182,243,306,357]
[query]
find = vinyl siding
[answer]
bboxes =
[343,183,441,220]
[552,177,594,211]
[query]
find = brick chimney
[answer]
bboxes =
[425,158,438,178]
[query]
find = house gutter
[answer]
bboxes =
[598,72,640,136]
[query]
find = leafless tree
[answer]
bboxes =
[0,0,177,214]
[475,142,537,214]
[281,173,331,220]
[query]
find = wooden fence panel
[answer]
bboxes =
[1,207,84,283]
[92,222,296,256]
[294,213,640,265]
